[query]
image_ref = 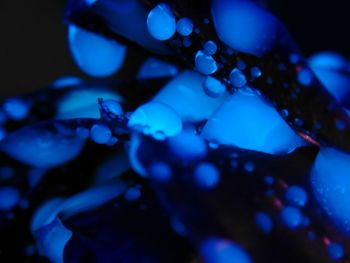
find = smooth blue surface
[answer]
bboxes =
[90,124,112,144]
[297,69,313,87]
[168,131,207,162]
[124,187,141,201]
[52,76,82,88]
[204,41,218,55]
[138,58,178,79]
[280,206,302,229]
[195,50,218,75]
[57,89,121,119]
[250,66,262,78]
[149,161,172,182]
[285,186,307,207]
[0,124,85,168]
[311,148,350,234]
[230,68,247,88]
[0,187,20,211]
[309,52,349,70]
[176,18,193,36]
[204,76,226,98]
[201,90,305,154]
[128,102,183,138]
[193,162,220,189]
[3,98,29,121]
[255,212,273,234]
[200,237,252,263]
[212,0,278,56]
[153,71,227,122]
[147,3,176,41]
[68,25,126,77]
[327,243,344,260]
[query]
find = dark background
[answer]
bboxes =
[0,0,349,99]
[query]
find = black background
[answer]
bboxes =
[0,0,349,99]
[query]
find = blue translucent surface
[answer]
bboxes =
[90,124,112,144]
[327,243,344,260]
[280,206,303,229]
[212,0,278,56]
[147,3,176,41]
[124,187,141,201]
[229,68,247,88]
[128,102,182,138]
[200,237,252,263]
[51,76,82,89]
[297,69,313,87]
[203,41,218,56]
[0,124,85,168]
[255,212,273,234]
[311,148,350,234]
[56,89,121,119]
[3,98,29,121]
[68,25,126,77]
[176,18,193,36]
[201,90,304,154]
[195,50,218,75]
[137,58,178,79]
[285,186,307,207]
[153,71,226,122]
[193,162,220,189]
[0,187,20,211]
[309,52,349,70]
[35,218,72,263]
[168,131,207,162]
[204,76,226,98]
[149,162,172,182]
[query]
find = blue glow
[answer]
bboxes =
[35,218,72,263]
[250,67,262,78]
[149,161,172,182]
[101,99,123,116]
[195,50,218,75]
[212,0,278,56]
[201,90,305,154]
[229,68,247,88]
[0,187,20,211]
[0,124,85,168]
[311,148,350,234]
[128,102,182,138]
[51,76,82,89]
[285,186,307,207]
[124,187,141,201]
[327,243,344,261]
[90,124,112,144]
[153,71,226,122]
[204,76,226,98]
[56,89,121,119]
[68,25,126,77]
[204,41,218,55]
[193,162,220,189]
[168,131,207,162]
[280,206,303,229]
[297,69,313,87]
[3,98,29,121]
[147,3,176,41]
[255,212,273,234]
[137,57,178,79]
[176,18,193,36]
[200,237,252,263]
[94,153,129,185]
[309,52,349,70]
[31,198,65,233]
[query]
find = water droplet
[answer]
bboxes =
[147,3,176,41]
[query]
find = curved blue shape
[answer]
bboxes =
[0,123,85,168]
[230,68,247,88]
[51,76,83,89]
[285,186,307,207]
[193,162,220,189]
[0,187,20,211]
[176,18,193,36]
[137,58,178,79]
[56,88,121,119]
[153,71,227,122]
[195,50,218,75]
[147,3,176,41]
[255,212,273,234]
[311,148,350,234]
[128,102,183,138]
[3,98,29,121]
[201,90,305,154]
[211,0,278,56]
[204,76,226,98]
[327,243,344,261]
[90,124,112,144]
[68,25,126,77]
[280,206,303,230]
[200,237,252,263]
[149,161,172,182]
